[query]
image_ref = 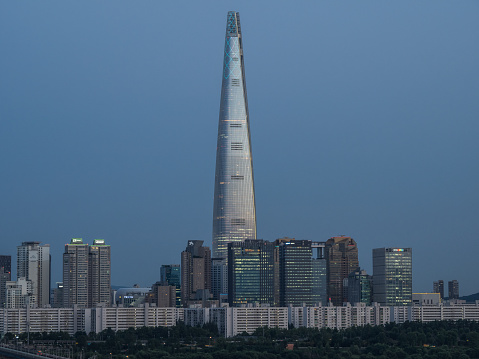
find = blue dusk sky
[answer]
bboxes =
[1,1,478,295]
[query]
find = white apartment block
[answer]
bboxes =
[1,302,479,338]
[85,304,183,333]
[0,307,83,335]
[289,303,390,330]
[183,306,289,337]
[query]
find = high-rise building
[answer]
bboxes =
[347,268,372,305]
[181,240,211,306]
[88,239,111,307]
[211,258,228,301]
[212,11,257,260]
[17,242,51,307]
[160,264,181,307]
[312,245,327,306]
[277,238,313,307]
[0,255,12,308]
[433,280,444,300]
[63,238,89,307]
[373,248,412,306]
[448,280,459,300]
[227,240,274,307]
[325,236,359,306]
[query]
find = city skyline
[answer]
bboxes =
[1,2,478,295]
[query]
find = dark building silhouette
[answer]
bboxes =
[0,255,11,308]
[325,236,359,305]
[433,280,444,299]
[448,280,459,299]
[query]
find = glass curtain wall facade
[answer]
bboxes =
[227,240,274,306]
[213,11,257,259]
[347,268,372,305]
[372,248,412,306]
[160,264,181,307]
[278,239,313,307]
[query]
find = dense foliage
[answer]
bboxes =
[3,320,479,359]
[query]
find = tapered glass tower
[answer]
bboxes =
[213,11,257,259]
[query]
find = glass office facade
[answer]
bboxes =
[373,248,412,306]
[278,239,313,307]
[227,240,274,306]
[347,268,372,305]
[213,11,256,259]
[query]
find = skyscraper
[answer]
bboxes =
[17,242,51,307]
[181,240,211,306]
[373,247,412,306]
[227,240,274,307]
[277,238,313,307]
[88,239,111,307]
[63,238,89,307]
[213,11,256,259]
[325,236,359,306]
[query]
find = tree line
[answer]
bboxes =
[3,320,479,359]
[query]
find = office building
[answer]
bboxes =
[160,264,181,307]
[227,240,274,306]
[17,242,51,307]
[448,280,459,300]
[212,11,257,259]
[373,248,412,306]
[63,238,89,307]
[0,256,11,308]
[312,245,327,306]
[277,239,313,307]
[347,268,372,305]
[325,236,359,306]
[88,239,111,307]
[433,280,444,300]
[211,258,228,301]
[181,240,211,306]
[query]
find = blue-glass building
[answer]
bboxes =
[160,264,181,307]
[372,248,412,306]
[227,240,274,307]
[213,11,257,259]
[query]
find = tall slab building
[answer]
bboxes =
[17,242,51,307]
[213,11,256,259]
